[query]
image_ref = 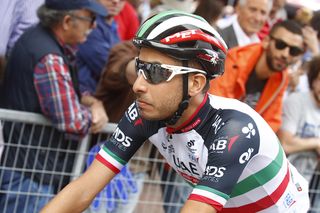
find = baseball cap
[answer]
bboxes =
[45,0,107,16]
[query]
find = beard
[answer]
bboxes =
[265,47,289,72]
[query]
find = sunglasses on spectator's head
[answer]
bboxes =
[135,57,206,84]
[269,35,304,56]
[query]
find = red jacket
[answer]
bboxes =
[209,43,289,132]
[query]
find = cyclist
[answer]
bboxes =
[41,10,310,213]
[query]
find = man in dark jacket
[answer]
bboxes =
[0,0,108,212]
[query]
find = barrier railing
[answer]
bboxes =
[0,108,318,213]
[0,108,191,213]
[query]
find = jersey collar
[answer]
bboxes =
[166,93,209,134]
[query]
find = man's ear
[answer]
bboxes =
[262,35,271,49]
[62,15,72,31]
[188,73,207,96]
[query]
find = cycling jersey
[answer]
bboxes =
[96,94,309,212]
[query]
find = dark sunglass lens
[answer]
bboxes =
[147,64,165,84]
[290,47,303,56]
[274,39,287,50]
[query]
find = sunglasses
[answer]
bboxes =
[135,57,206,84]
[270,35,304,56]
[70,14,96,26]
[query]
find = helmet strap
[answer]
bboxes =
[164,61,190,126]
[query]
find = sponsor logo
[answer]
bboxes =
[188,153,199,163]
[283,192,296,208]
[112,127,132,148]
[201,176,220,183]
[178,171,199,184]
[242,123,256,138]
[125,103,142,126]
[209,139,227,153]
[295,183,302,192]
[227,135,240,152]
[181,118,201,132]
[239,148,254,164]
[161,142,167,151]
[186,139,197,153]
[168,145,175,154]
[162,142,175,153]
[197,52,219,65]
[161,29,198,43]
[172,155,200,176]
[212,115,225,134]
[204,166,226,177]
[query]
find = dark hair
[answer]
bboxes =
[269,20,303,37]
[310,10,320,39]
[37,5,71,28]
[193,0,224,26]
[307,55,320,89]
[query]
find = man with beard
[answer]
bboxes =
[42,11,310,213]
[209,20,305,132]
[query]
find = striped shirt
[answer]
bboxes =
[34,43,91,136]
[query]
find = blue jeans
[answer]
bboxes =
[0,169,54,213]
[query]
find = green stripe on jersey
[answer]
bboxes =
[196,185,230,200]
[136,10,205,37]
[230,142,284,197]
[102,146,126,165]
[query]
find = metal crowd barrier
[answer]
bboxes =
[0,108,190,213]
[1,108,319,213]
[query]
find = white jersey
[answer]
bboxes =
[97,94,310,212]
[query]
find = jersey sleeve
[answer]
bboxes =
[96,102,148,173]
[189,110,260,211]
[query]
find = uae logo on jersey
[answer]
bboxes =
[242,123,256,138]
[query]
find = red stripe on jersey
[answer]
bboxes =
[96,154,120,174]
[188,194,223,211]
[221,164,291,212]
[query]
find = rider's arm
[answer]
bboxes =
[181,200,217,213]
[41,159,116,213]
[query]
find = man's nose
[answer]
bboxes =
[133,74,147,94]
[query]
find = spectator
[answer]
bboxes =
[76,0,123,97]
[278,55,320,212]
[193,0,224,30]
[219,0,272,48]
[258,0,287,40]
[209,20,305,132]
[0,0,108,212]
[0,0,44,57]
[114,1,140,41]
[278,55,320,182]
[0,0,44,84]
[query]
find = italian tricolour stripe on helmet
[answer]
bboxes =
[136,10,227,50]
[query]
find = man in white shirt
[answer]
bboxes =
[219,0,272,48]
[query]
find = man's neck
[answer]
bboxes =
[167,93,206,129]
